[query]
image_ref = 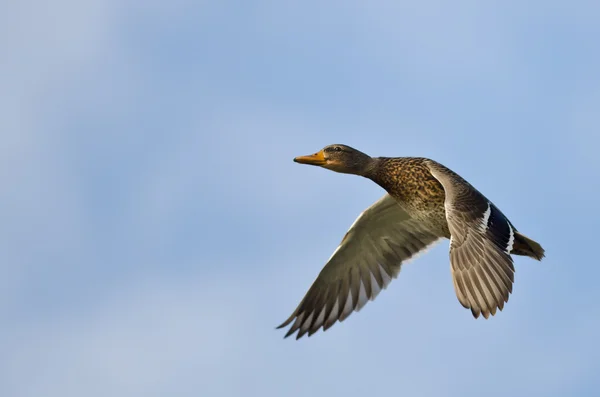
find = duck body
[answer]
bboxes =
[279,145,545,339]
[373,156,543,256]
[370,157,450,235]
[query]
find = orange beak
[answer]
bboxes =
[293,150,326,166]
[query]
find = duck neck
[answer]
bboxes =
[359,157,382,180]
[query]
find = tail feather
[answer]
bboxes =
[511,231,545,260]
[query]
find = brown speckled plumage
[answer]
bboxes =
[279,144,545,339]
[371,157,450,236]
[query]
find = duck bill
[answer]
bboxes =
[293,150,326,166]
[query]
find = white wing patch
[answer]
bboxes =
[506,222,515,254]
[479,203,492,232]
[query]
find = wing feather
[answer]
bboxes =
[278,194,441,338]
[426,160,517,319]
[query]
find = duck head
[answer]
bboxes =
[294,144,375,177]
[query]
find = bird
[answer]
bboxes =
[278,144,545,339]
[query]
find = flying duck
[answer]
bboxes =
[278,144,545,339]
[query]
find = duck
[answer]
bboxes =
[278,144,545,339]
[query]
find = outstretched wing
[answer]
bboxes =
[425,160,516,319]
[278,194,441,339]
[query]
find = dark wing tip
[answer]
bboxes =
[278,312,320,340]
[532,244,546,261]
[285,328,296,339]
[283,320,302,339]
[276,314,296,330]
[470,306,499,320]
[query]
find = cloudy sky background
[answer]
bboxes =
[2,1,599,396]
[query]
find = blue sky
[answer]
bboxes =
[2,1,599,396]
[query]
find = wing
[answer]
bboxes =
[425,160,516,319]
[278,194,441,339]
